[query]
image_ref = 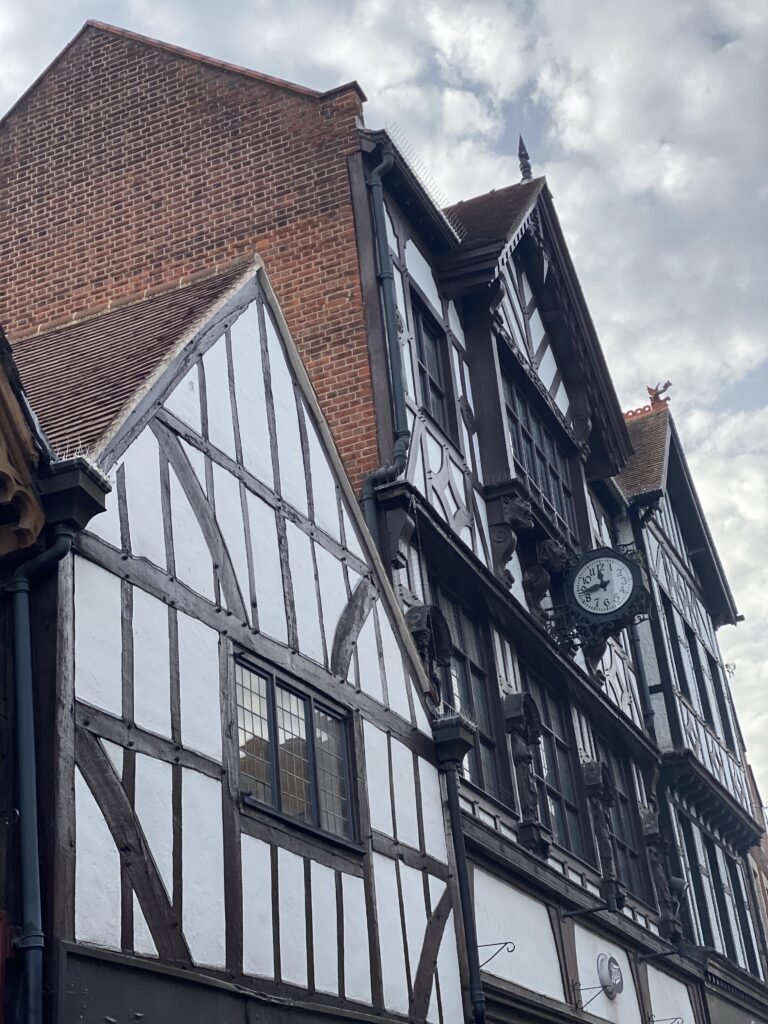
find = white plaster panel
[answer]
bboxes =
[363,721,393,836]
[356,606,384,703]
[474,869,564,1001]
[75,768,121,949]
[124,428,166,570]
[241,834,275,978]
[373,853,409,1014]
[646,966,695,1023]
[448,300,465,346]
[212,463,250,620]
[182,770,225,967]
[436,910,465,1024]
[411,681,431,736]
[278,847,308,987]
[400,863,428,975]
[132,586,171,739]
[384,202,398,253]
[341,504,366,560]
[315,544,348,665]
[343,873,372,1003]
[311,862,338,994]
[100,739,123,777]
[165,363,201,434]
[573,926,641,1024]
[418,759,448,862]
[305,414,341,540]
[133,894,158,957]
[246,491,287,643]
[229,301,274,487]
[265,312,308,515]
[134,753,173,897]
[178,612,222,761]
[180,440,207,492]
[74,556,122,716]
[169,466,214,599]
[391,740,420,849]
[555,381,570,416]
[286,521,325,664]
[405,239,442,315]
[86,474,121,548]
[378,613,411,721]
[537,345,558,391]
[202,335,237,460]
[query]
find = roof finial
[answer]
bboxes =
[646,381,672,409]
[518,136,532,182]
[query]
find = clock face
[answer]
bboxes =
[572,555,635,616]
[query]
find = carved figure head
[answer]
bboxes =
[502,494,534,530]
[537,538,568,573]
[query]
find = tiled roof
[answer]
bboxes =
[616,404,671,501]
[446,178,546,247]
[11,261,250,457]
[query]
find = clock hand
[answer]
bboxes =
[581,578,610,595]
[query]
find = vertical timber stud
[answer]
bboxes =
[432,714,484,1024]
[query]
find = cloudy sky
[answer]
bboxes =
[2,1,766,794]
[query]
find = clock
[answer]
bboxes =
[565,547,643,624]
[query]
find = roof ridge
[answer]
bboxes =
[445,175,546,211]
[83,21,366,101]
[11,257,255,346]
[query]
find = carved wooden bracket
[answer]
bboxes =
[0,438,44,557]
[641,809,684,942]
[522,538,568,617]
[487,493,534,588]
[384,506,416,572]
[405,603,451,702]
[583,760,626,909]
[504,692,550,857]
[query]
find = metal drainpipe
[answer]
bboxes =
[444,764,486,1024]
[7,525,75,1024]
[610,514,655,737]
[361,143,411,552]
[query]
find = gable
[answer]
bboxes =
[85,258,433,720]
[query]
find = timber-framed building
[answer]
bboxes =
[0,21,766,1024]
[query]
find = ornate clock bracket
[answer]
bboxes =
[504,692,550,857]
[583,761,626,910]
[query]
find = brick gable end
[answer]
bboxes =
[0,26,380,489]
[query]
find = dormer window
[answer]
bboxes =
[502,373,577,543]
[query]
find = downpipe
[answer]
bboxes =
[6,525,75,1024]
[362,143,411,551]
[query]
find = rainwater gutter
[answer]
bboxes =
[362,143,411,552]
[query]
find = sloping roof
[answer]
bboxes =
[0,21,365,131]
[445,178,545,247]
[12,261,250,457]
[616,404,671,501]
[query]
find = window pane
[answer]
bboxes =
[479,740,499,798]
[275,686,312,823]
[237,665,273,805]
[315,710,352,839]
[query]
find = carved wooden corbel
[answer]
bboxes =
[384,506,416,572]
[522,538,567,617]
[640,808,684,943]
[583,760,626,909]
[487,493,534,588]
[504,692,550,857]
[405,603,452,702]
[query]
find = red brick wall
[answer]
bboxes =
[0,26,380,490]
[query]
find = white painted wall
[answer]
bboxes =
[342,873,372,1003]
[132,586,171,738]
[134,753,174,897]
[474,868,564,1002]
[241,834,275,979]
[646,966,695,1024]
[177,612,222,761]
[278,847,308,987]
[74,768,121,950]
[182,769,226,967]
[373,853,409,1014]
[573,925,642,1024]
[311,862,338,994]
[74,556,122,717]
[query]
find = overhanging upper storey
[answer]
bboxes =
[441,178,632,480]
[618,397,739,628]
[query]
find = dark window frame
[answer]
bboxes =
[685,624,715,729]
[413,297,455,440]
[596,742,650,902]
[432,581,502,801]
[523,671,589,861]
[235,658,357,844]
[501,372,578,545]
[706,650,736,751]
